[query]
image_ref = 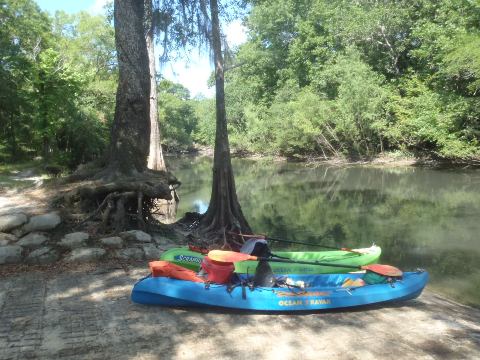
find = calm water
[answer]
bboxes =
[166,156,480,307]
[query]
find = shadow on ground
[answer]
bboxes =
[0,262,479,360]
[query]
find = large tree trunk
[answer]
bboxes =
[198,0,251,244]
[105,0,150,178]
[9,114,18,160]
[38,70,50,162]
[145,0,166,171]
[60,0,178,234]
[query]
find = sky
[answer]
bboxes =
[34,0,247,98]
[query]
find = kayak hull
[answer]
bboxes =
[159,246,382,274]
[131,271,428,312]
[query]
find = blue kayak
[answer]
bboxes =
[131,271,428,311]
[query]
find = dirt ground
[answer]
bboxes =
[0,262,479,360]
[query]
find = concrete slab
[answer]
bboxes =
[0,265,479,360]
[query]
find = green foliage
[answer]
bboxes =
[0,0,116,168]
[158,79,198,151]
[1,0,479,164]
[0,0,51,161]
[441,34,480,96]
[386,76,478,158]
[190,0,480,160]
[194,98,216,146]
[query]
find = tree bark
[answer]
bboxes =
[38,70,50,162]
[199,0,251,240]
[9,114,17,160]
[105,0,150,177]
[62,1,177,232]
[145,0,166,171]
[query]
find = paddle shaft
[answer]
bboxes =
[267,236,353,251]
[238,233,357,253]
[256,256,362,270]
[207,250,403,277]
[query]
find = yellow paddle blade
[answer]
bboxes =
[207,250,256,263]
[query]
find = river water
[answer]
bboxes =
[167,156,480,307]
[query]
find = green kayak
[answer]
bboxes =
[159,245,381,275]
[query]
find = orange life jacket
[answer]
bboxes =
[149,261,205,283]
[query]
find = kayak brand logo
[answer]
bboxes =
[278,298,331,306]
[275,291,331,297]
[174,255,202,264]
[273,267,316,274]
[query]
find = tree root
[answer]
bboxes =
[178,213,248,251]
[58,170,181,234]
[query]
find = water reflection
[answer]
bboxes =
[193,200,208,214]
[166,155,480,307]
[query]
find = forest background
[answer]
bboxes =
[1,0,479,169]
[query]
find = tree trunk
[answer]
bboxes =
[145,0,166,171]
[8,113,18,160]
[38,70,50,162]
[62,1,178,233]
[199,0,251,242]
[105,0,150,177]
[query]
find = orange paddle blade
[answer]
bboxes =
[361,264,403,277]
[207,250,257,263]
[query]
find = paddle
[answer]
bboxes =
[207,250,403,277]
[235,233,362,254]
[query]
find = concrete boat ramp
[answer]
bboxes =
[0,263,479,360]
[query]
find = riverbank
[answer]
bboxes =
[169,146,480,169]
[0,261,479,360]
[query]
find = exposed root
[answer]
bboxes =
[101,194,115,232]
[176,212,248,251]
[137,191,146,230]
[113,197,126,232]
[57,169,181,234]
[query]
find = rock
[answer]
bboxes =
[120,230,151,243]
[115,247,144,261]
[0,232,18,246]
[0,245,23,264]
[17,232,49,249]
[142,245,161,260]
[26,247,59,265]
[100,236,123,249]
[152,234,174,245]
[0,232,18,243]
[66,248,106,262]
[0,213,28,232]
[22,212,61,233]
[59,232,89,249]
[10,228,25,238]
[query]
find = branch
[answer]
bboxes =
[224,62,246,72]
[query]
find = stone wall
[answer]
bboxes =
[0,212,177,265]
